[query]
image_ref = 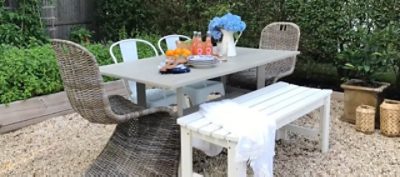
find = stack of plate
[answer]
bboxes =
[187,55,219,68]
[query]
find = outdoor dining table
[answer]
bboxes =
[100,47,300,116]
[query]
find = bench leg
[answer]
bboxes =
[227,142,247,177]
[181,127,193,177]
[276,126,289,141]
[319,96,331,153]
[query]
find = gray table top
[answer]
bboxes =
[100,47,300,89]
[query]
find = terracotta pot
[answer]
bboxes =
[341,79,390,127]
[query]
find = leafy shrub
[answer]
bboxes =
[0,44,62,104]
[335,28,387,84]
[379,24,400,87]
[94,0,156,40]
[0,0,48,47]
[0,43,114,104]
[70,25,93,43]
[285,0,348,64]
[332,0,400,85]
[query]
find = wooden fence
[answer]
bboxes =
[4,0,95,39]
[42,0,95,39]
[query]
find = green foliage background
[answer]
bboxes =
[1,0,400,104]
[0,44,62,104]
[94,0,399,62]
[0,0,48,47]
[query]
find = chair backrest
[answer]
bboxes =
[109,39,159,97]
[157,35,191,55]
[109,39,159,64]
[259,22,300,51]
[259,22,300,81]
[51,39,115,124]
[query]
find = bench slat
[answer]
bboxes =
[254,88,319,114]
[177,112,203,126]
[233,82,290,104]
[187,118,212,130]
[198,123,222,136]
[211,128,232,140]
[237,84,298,107]
[247,86,310,110]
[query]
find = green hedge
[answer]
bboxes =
[0,36,159,104]
[95,0,399,63]
[0,44,62,104]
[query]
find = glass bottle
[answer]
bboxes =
[196,31,204,55]
[204,31,213,55]
[191,31,198,55]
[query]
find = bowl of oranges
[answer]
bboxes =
[165,48,192,62]
[159,48,192,74]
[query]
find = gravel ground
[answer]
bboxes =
[1,99,399,176]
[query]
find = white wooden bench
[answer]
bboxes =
[177,82,332,177]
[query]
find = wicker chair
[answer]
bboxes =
[51,39,180,176]
[229,22,300,90]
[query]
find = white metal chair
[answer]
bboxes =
[158,35,226,106]
[110,39,178,107]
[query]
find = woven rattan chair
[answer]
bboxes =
[229,22,300,90]
[51,39,180,176]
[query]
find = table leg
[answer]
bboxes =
[221,75,227,88]
[320,96,331,153]
[136,83,147,107]
[176,87,185,116]
[256,65,266,89]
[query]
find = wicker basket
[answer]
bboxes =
[380,99,400,137]
[355,105,376,134]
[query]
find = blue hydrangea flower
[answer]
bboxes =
[208,13,246,40]
[208,17,222,39]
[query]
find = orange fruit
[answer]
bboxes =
[175,48,184,55]
[183,50,191,57]
[165,50,175,56]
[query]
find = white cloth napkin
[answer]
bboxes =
[193,99,276,177]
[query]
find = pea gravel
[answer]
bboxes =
[1,100,399,176]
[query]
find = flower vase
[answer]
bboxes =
[219,29,238,57]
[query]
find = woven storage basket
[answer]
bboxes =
[380,99,400,137]
[355,105,375,134]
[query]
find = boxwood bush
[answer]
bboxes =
[0,44,62,104]
[0,34,161,104]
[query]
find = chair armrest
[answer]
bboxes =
[110,106,177,123]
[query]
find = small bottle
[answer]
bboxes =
[196,31,204,55]
[191,31,198,55]
[204,31,213,55]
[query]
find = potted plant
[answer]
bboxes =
[336,27,390,126]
